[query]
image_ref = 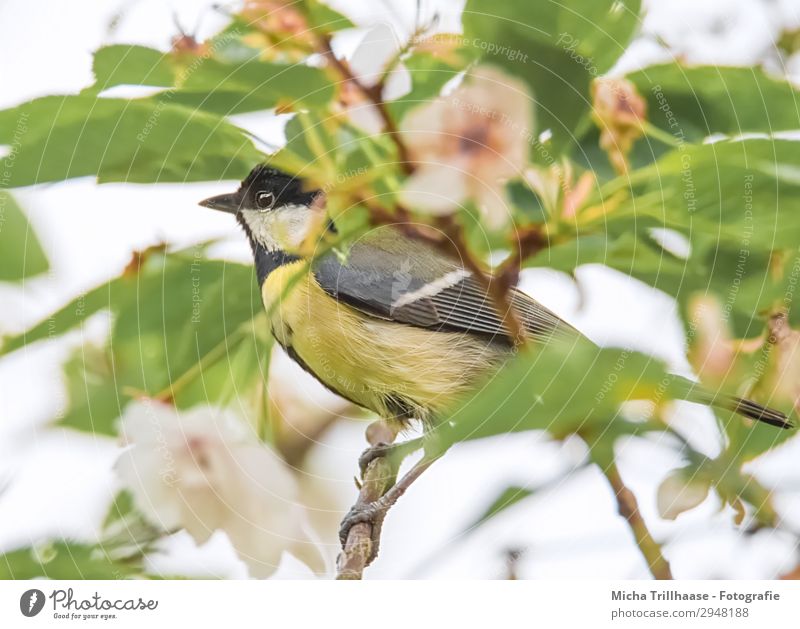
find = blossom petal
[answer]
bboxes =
[400,165,468,214]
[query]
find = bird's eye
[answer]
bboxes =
[255,191,275,211]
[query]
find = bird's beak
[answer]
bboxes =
[198,193,240,214]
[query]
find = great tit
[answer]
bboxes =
[200,165,792,433]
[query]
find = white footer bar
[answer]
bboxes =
[1,580,798,628]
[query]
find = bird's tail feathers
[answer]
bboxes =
[688,387,793,429]
[668,375,793,429]
[724,396,793,429]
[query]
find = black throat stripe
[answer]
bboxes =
[253,245,301,285]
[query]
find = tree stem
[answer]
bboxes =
[601,460,673,580]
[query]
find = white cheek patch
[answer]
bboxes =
[241,204,314,251]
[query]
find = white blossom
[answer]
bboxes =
[400,66,534,228]
[115,401,326,578]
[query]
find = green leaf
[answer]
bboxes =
[722,395,798,461]
[1,269,117,355]
[271,112,337,177]
[88,45,335,114]
[0,96,262,186]
[90,44,175,89]
[629,64,800,142]
[507,180,548,224]
[674,239,800,338]
[100,250,263,399]
[172,315,272,414]
[536,141,800,337]
[271,112,398,194]
[58,343,122,436]
[463,0,642,153]
[433,339,672,452]
[526,228,689,291]
[389,52,466,122]
[2,248,267,433]
[470,486,534,529]
[527,231,795,339]
[301,0,355,33]
[600,139,800,250]
[524,147,800,337]
[0,192,49,281]
[0,541,142,579]
[102,490,136,530]
[166,58,335,114]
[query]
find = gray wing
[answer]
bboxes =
[313,227,576,343]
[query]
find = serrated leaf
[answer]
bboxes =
[1,272,115,355]
[88,44,335,114]
[608,139,800,250]
[572,139,800,337]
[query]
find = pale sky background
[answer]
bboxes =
[2,0,800,579]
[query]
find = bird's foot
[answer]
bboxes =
[338,455,437,568]
[358,437,424,477]
[338,501,387,565]
[358,442,394,477]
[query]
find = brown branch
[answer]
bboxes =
[496,225,547,289]
[601,460,673,580]
[336,421,397,580]
[317,34,413,172]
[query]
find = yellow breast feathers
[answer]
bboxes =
[261,263,507,423]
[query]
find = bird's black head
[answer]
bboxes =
[199,165,323,255]
[199,164,319,215]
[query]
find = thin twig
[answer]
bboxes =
[316,34,413,171]
[336,421,398,580]
[601,460,673,580]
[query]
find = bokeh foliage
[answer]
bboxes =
[2,0,800,578]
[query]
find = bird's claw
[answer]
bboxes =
[338,502,386,564]
[357,437,426,477]
[358,442,394,476]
